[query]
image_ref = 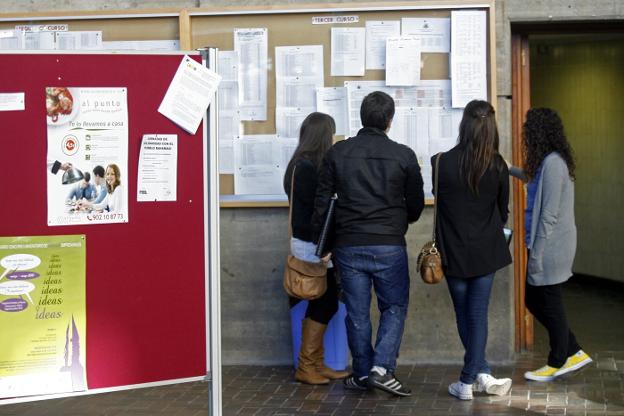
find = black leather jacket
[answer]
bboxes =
[312,127,425,247]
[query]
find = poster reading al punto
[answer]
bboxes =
[46,87,128,226]
[0,235,86,398]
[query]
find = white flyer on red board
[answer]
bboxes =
[137,134,178,202]
[158,55,222,134]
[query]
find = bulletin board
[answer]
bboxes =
[0,52,208,396]
[189,1,497,207]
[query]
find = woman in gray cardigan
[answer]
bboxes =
[510,108,592,382]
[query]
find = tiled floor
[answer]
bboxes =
[1,276,623,416]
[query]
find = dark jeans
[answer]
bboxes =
[525,280,581,368]
[289,267,339,325]
[446,273,495,384]
[334,245,409,378]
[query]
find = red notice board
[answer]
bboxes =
[0,53,206,391]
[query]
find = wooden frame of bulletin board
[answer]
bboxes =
[188,1,497,207]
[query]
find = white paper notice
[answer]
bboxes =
[137,135,178,202]
[219,139,235,174]
[365,21,400,70]
[345,80,451,137]
[234,135,282,195]
[275,45,324,78]
[316,87,349,136]
[0,93,25,111]
[23,31,55,50]
[401,17,451,53]
[217,51,239,82]
[102,40,179,51]
[234,28,268,120]
[428,107,462,156]
[277,137,299,172]
[331,27,366,76]
[275,45,324,109]
[158,55,222,134]
[0,30,23,49]
[276,107,315,138]
[451,11,487,107]
[55,31,102,50]
[387,107,429,155]
[217,50,241,151]
[386,37,421,86]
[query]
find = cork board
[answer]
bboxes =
[190,3,495,207]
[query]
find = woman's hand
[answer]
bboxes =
[320,252,332,263]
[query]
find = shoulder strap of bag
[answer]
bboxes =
[288,165,296,239]
[433,153,442,242]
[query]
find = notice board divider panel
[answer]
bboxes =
[0,52,208,397]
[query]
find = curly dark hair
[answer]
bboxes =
[522,108,576,181]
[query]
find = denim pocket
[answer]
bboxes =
[371,245,405,259]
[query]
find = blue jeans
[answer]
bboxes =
[334,245,409,378]
[446,273,495,384]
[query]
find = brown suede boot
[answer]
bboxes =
[306,319,350,380]
[295,318,330,385]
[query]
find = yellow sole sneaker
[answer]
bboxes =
[524,365,558,382]
[553,350,593,377]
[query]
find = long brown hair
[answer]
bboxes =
[522,108,576,181]
[283,112,335,190]
[105,164,121,193]
[457,100,502,195]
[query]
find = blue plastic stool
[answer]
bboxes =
[290,300,348,370]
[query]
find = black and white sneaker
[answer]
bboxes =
[343,375,368,391]
[368,370,411,397]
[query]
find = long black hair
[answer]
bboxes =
[457,100,503,195]
[283,112,335,190]
[522,107,576,181]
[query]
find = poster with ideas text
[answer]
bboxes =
[0,235,87,398]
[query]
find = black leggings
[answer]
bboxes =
[525,279,581,368]
[289,267,339,325]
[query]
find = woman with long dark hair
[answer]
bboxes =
[433,100,512,400]
[283,112,348,385]
[78,163,124,212]
[511,108,592,382]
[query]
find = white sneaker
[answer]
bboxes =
[474,373,512,396]
[448,381,473,400]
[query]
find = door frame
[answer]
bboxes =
[510,20,624,351]
[511,31,531,351]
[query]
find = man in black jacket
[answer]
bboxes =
[312,91,424,397]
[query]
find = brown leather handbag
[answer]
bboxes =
[283,165,328,300]
[283,254,327,300]
[417,153,444,284]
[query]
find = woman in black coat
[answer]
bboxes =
[433,100,512,400]
[284,112,348,385]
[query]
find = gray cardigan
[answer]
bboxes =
[510,152,576,286]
